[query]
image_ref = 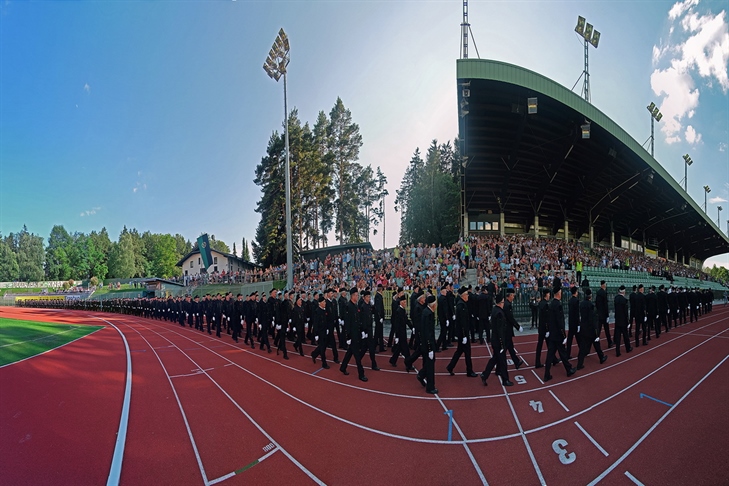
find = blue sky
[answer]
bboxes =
[1,0,727,269]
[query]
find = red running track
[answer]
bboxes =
[1,305,728,485]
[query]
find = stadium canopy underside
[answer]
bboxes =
[456,59,729,264]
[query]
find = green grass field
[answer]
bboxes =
[0,318,103,367]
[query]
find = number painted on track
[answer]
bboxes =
[529,400,544,413]
[552,439,576,464]
[514,375,527,385]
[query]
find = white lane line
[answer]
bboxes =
[549,390,569,412]
[587,354,729,486]
[574,421,608,457]
[502,386,547,485]
[95,318,132,486]
[208,448,280,486]
[526,326,728,436]
[124,325,210,484]
[531,369,544,385]
[434,393,488,485]
[136,322,325,486]
[624,471,645,485]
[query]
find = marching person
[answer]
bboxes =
[504,289,524,369]
[634,284,647,347]
[436,286,451,352]
[576,288,607,369]
[595,280,613,348]
[446,287,479,378]
[417,295,438,394]
[566,286,580,359]
[480,293,512,387]
[340,288,368,382]
[614,285,632,357]
[310,295,330,368]
[543,280,577,382]
[292,294,306,357]
[373,285,386,352]
[534,288,551,369]
[358,290,380,371]
[389,295,412,369]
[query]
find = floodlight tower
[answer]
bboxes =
[263,28,293,290]
[681,154,693,193]
[704,185,711,213]
[574,16,601,103]
[646,102,663,157]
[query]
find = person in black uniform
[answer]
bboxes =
[244,293,257,348]
[478,286,492,344]
[192,295,202,331]
[404,292,426,371]
[337,288,349,349]
[417,295,438,394]
[543,281,577,382]
[358,290,379,371]
[446,288,479,377]
[388,287,405,348]
[292,294,306,357]
[480,293,513,386]
[275,293,289,359]
[409,285,422,349]
[258,293,272,353]
[629,285,637,338]
[576,288,607,369]
[657,284,669,335]
[325,289,340,364]
[504,289,524,369]
[436,287,451,352]
[566,286,580,359]
[678,287,688,325]
[310,295,330,368]
[373,285,386,352]
[231,293,244,343]
[340,288,368,382]
[668,288,679,328]
[595,280,613,347]
[534,288,550,369]
[389,296,412,369]
[446,283,457,344]
[645,286,658,341]
[634,284,647,347]
[613,285,632,357]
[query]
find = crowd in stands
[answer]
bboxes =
[179,235,727,295]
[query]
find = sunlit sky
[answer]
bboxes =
[1,0,727,269]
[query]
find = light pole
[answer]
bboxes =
[646,102,663,158]
[263,28,293,290]
[682,154,693,192]
[574,16,601,103]
[703,185,711,213]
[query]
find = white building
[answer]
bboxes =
[176,248,257,277]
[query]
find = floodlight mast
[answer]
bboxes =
[704,185,711,213]
[647,102,662,158]
[574,16,600,103]
[682,154,693,193]
[263,28,293,290]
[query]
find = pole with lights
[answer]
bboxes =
[719,206,723,226]
[263,28,293,290]
[682,154,693,193]
[574,16,601,103]
[703,185,711,213]
[646,102,663,158]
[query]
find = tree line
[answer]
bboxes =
[0,225,245,283]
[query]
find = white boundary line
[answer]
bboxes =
[574,421,608,456]
[531,369,544,385]
[502,386,547,485]
[549,390,569,412]
[624,471,645,485]
[586,354,729,486]
[434,394,488,485]
[97,318,132,486]
[208,448,279,485]
[128,320,325,486]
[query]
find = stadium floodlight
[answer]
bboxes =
[646,102,663,157]
[528,97,538,114]
[704,185,711,213]
[681,153,693,192]
[574,16,601,103]
[263,28,293,290]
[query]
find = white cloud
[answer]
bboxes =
[83,83,90,93]
[709,196,728,204]
[652,3,729,143]
[685,125,702,144]
[80,206,101,217]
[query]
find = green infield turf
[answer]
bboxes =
[0,318,103,367]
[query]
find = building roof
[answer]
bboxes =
[299,242,374,261]
[140,278,185,287]
[456,58,729,262]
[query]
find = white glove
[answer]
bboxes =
[346,339,351,345]
[258,324,262,330]
[446,319,450,327]
[500,348,505,354]
[477,317,480,321]
[365,333,368,338]
[186,312,188,317]
[518,325,523,332]
[395,338,399,344]
[272,319,275,325]
[453,315,456,320]
[326,329,329,335]
[227,317,230,322]
[276,325,281,330]
[628,324,631,329]
[361,331,366,339]
[562,338,567,345]
[255,318,259,324]
[667,309,670,314]
[644,317,647,322]
[462,337,467,344]
[307,317,310,322]
[213,317,216,321]
[293,327,296,332]
[546,332,550,338]
[696,306,699,310]
[380,318,383,323]
[288,319,292,324]
[339,319,344,326]
[594,337,600,342]
[656,315,659,319]
[577,326,581,332]
[428,351,434,359]
[315,336,319,342]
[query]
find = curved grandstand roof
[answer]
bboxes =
[456,59,729,262]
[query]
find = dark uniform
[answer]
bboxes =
[543,287,576,382]
[418,299,438,394]
[446,289,478,377]
[480,296,511,386]
[340,292,367,382]
[595,282,613,347]
[310,298,330,368]
[373,288,386,352]
[576,290,607,369]
[534,289,551,369]
[613,289,632,356]
[389,298,412,368]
